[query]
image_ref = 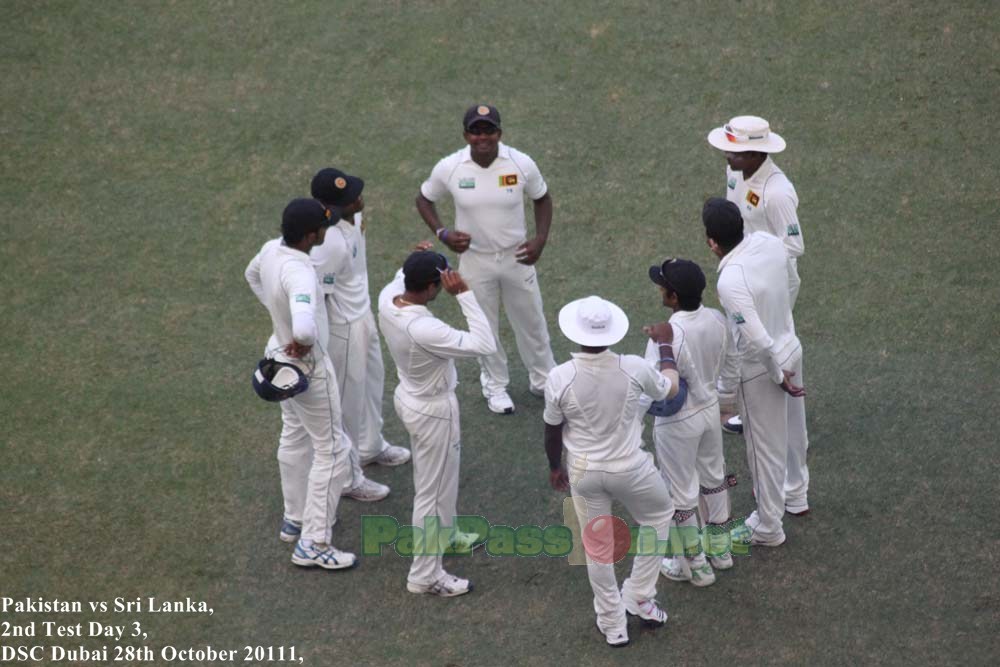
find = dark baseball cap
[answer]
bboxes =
[403,250,450,288]
[463,104,501,130]
[281,198,336,240]
[310,168,364,208]
[649,258,706,299]
[702,197,742,227]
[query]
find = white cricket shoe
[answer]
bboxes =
[661,556,716,587]
[709,553,734,570]
[407,573,472,597]
[623,596,668,626]
[486,391,515,414]
[279,518,302,543]
[342,478,390,502]
[365,444,411,467]
[291,542,357,570]
[595,621,629,647]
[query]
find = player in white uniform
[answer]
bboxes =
[416,104,556,415]
[643,259,738,587]
[708,116,804,436]
[309,168,411,503]
[378,250,496,597]
[244,199,356,570]
[545,296,680,647]
[702,199,809,547]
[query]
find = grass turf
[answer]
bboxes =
[2,1,998,664]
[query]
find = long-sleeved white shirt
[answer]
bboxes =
[377,270,495,399]
[716,232,800,384]
[544,350,670,473]
[245,238,328,363]
[642,305,737,421]
[726,156,803,259]
[310,213,370,324]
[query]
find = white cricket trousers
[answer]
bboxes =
[276,355,353,544]
[394,389,461,587]
[570,455,674,635]
[458,247,555,395]
[327,308,391,488]
[738,349,809,541]
[653,402,730,522]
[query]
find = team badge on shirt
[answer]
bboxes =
[746,191,760,207]
[459,178,476,189]
[499,174,518,187]
[295,294,311,304]
[727,177,737,190]
[787,224,800,236]
[733,313,745,324]
[322,274,336,285]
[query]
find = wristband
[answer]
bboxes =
[659,357,675,364]
[657,342,672,348]
[436,228,448,241]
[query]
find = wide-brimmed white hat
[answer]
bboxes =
[558,296,629,347]
[707,115,786,153]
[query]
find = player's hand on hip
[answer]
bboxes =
[779,370,806,397]
[440,269,469,296]
[284,340,312,359]
[549,467,569,492]
[515,237,546,265]
[642,321,674,345]
[441,229,471,253]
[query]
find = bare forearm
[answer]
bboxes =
[544,422,564,470]
[533,193,552,241]
[415,194,442,234]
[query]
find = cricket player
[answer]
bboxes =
[416,104,556,415]
[544,296,679,647]
[644,258,738,586]
[702,199,809,547]
[708,115,804,436]
[309,168,411,504]
[378,249,496,597]
[244,198,356,570]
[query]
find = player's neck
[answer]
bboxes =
[471,151,498,169]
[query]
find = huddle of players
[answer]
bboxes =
[244,106,809,643]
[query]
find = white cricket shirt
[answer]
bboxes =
[310,212,370,324]
[642,306,735,422]
[544,350,670,472]
[245,238,328,363]
[725,157,803,259]
[377,271,495,399]
[716,232,800,384]
[420,142,548,253]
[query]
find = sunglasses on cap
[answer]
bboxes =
[466,124,499,136]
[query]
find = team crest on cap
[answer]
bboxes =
[335,177,347,189]
[746,191,760,207]
[477,105,490,115]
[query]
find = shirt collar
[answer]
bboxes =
[744,156,777,187]
[718,234,752,272]
[669,306,704,322]
[570,349,617,362]
[459,142,510,163]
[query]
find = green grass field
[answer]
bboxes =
[2,1,998,664]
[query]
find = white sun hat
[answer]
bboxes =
[707,115,786,153]
[558,296,629,347]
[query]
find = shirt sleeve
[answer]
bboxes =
[245,250,265,305]
[419,155,453,203]
[718,265,784,384]
[408,291,496,359]
[310,228,348,295]
[637,357,671,402]
[511,150,548,200]
[542,370,564,426]
[283,262,319,346]
[715,309,741,398]
[764,179,804,258]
